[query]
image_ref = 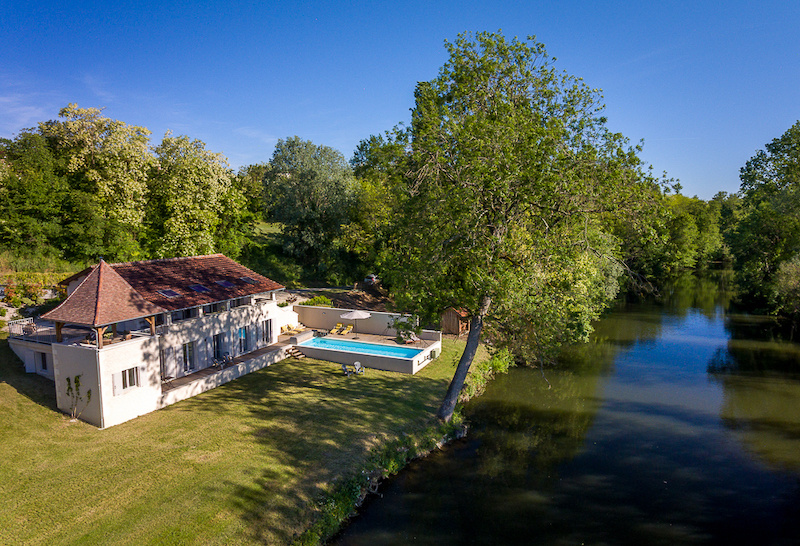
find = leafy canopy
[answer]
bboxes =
[380,31,659,420]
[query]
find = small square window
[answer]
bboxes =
[240,276,259,285]
[215,280,236,289]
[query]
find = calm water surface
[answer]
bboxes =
[333,275,800,545]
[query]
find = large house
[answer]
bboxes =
[8,254,296,428]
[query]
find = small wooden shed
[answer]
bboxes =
[441,307,470,336]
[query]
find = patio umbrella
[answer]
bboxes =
[339,310,372,339]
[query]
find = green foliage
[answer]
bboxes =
[65,375,92,420]
[384,31,655,358]
[663,194,723,270]
[775,257,800,319]
[345,129,412,273]
[235,162,269,218]
[297,295,333,307]
[264,137,358,272]
[294,416,464,546]
[39,104,153,261]
[0,105,253,266]
[147,133,245,258]
[730,121,800,312]
[460,348,514,401]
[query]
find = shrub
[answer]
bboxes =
[460,348,514,401]
[0,308,6,317]
[297,295,333,307]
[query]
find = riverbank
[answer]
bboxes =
[0,334,491,545]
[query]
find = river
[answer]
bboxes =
[333,273,800,545]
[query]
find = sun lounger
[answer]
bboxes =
[341,324,353,335]
[332,323,344,334]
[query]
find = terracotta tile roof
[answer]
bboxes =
[109,254,284,311]
[42,260,167,327]
[48,254,284,326]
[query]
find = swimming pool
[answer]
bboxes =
[300,337,422,358]
[296,336,440,375]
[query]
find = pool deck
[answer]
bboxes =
[314,331,434,348]
[296,330,440,375]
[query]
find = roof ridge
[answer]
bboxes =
[110,254,224,267]
[94,260,105,325]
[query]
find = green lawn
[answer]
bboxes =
[0,336,481,545]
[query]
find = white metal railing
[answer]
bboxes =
[7,317,34,336]
[7,317,58,344]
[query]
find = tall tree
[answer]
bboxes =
[383,32,660,421]
[0,132,67,254]
[38,104,153,261]
[235,162,269,218]
[264,136,357,268]
[147,133,243,258]
[345,129,411,273]
[730,121,800,311]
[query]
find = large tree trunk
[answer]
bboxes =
[436,295,492,422]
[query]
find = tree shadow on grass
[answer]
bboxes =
[0,338,58,411]
[187,357,449,543]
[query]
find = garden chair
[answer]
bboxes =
[354,361,365,375]
[341,363,353,376]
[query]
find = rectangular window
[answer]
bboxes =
[38,352,47,371]
[238,327,248,353]
[212,333,224,360]
[171,308,198,322]
[182,341,195,372]
[113,367,139,395]
[262,320,272,344]
[203,302,226,314]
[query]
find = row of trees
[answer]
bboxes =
[2,33,795,420]
[0,104,256,264]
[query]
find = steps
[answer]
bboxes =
[286,347,306,359]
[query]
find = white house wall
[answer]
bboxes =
[52,343,103,427]
[159,300,293,379]
[8,339,54,379]
[96,336,161,428]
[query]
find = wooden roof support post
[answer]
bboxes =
[97,326,107,349]
[55,322,63,343]
[145,316,156,336]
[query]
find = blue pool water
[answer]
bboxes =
[300,337,422,359]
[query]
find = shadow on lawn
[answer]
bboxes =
[190,357,449,544]
[0,338,58,411]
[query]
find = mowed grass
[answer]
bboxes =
[0,336,482,545]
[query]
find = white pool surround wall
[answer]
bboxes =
[297,339,441,375]
[294,305,441,341]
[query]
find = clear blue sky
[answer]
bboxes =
[2,0,798,199]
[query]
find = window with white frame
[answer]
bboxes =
[182,341,195,372]
[238,327,248,353]
[262,320,272,344]
[112,367,140,395]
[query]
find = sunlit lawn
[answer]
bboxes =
[0,336,480,545]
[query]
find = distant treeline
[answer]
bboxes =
[1,105,799,319]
